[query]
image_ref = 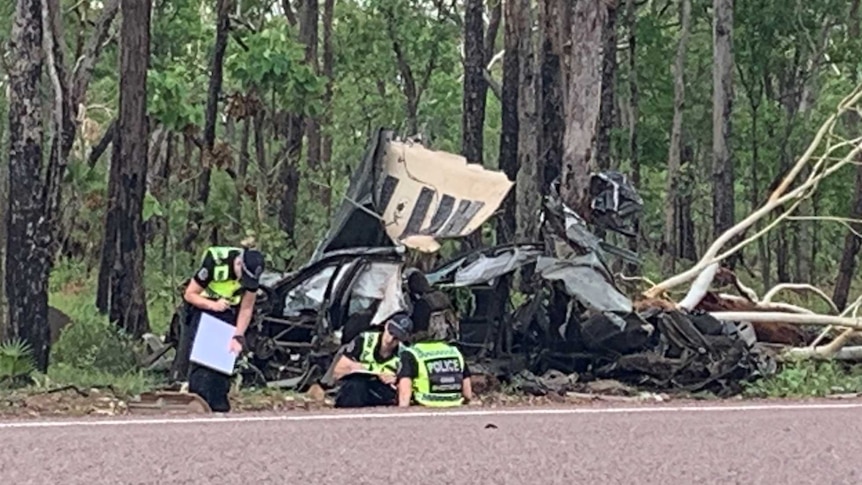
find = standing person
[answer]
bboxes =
[396,315,472,408]
[331,313,413,408]
[176,246,265,412]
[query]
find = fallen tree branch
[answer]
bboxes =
[786,215,862,239]
[644,84,862,299]
[708,311,862,330]
[678,263,718,310]
[762,283,839,314]
[716,293,816,315]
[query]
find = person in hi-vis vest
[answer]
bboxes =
[179,246,265,412]
[396,311,473,407]
[331,313,413,408]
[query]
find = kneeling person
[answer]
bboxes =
[332,313,412,408]
[396,322,472,408]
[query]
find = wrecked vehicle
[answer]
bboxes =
[155,127,775,399]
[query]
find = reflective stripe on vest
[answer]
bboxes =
[358,331,400,373]
[200,246,243,306]
[406,341,464,407]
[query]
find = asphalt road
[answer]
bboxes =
[3,401,862,484]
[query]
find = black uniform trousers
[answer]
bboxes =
[334,374,397,408]
[176,305,238,413]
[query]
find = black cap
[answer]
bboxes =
[240,249,265,290]
[386,312,413,341]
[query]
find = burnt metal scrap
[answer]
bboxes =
[156,128,775,397]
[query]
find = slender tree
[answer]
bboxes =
[102,0,152,337]
[663,0,692,273]
[6,0,49,369]
[711,0,735,244]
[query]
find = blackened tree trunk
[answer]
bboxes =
[597,1,617,171]
[182,0,230,252]
[663,0,691,274]
[460,0,487,251]
[6,0,50,370]
[461,0,486,165]
[711,0,735,244]
[496,0,520,245]
[560,0,608,217]
[540,0,564,189]
[833,0,862,310]
[515,0,541,243]
[104,0,152,338]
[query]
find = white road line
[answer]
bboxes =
[2,401,862,429]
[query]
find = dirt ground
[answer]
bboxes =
[0,382,682,419]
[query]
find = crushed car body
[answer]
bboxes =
[157,127,777,398]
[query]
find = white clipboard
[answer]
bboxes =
[189,312,238,375]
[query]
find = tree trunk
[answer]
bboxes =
[6,0,51,370]
[624,0,639,274]
[833,0,861,310]
[540,0,564,189]
[662,0,691,274]
[496,0,520,245]
[515,0,541,243]
[304,0,324,221]
[679,144,697,261]
[304,0,321,175]
[560,0,608,218]
[105,0,151,338]
[97,127,121,313]
[321,0,335,215]
[279,0,318,239]
[183,0,230,252]
[597,1,617,172]
[711,0,735,246]
[461,0,486,165]
[0,107,7,343]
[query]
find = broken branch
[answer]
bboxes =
[708,311,862,330]
[644,84,862,299]
[762,283,839,314]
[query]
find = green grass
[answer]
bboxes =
[743,359,862,398]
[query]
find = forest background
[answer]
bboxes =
[2,0,862,398]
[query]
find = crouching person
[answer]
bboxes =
[331,313,413,408]
[396,319,472,408]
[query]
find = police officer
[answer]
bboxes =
[331,313,413,408]
[396,315,472,407]
[178,245,265,412]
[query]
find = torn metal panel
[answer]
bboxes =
[377,138,514,252]
[426,244,544,287]
[314,129,514,258]
[535,255,633,314]
[542,177,642,266]
[311,129,396,261]
[588,171,643,237]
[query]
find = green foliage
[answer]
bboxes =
[50,303,140,375]
[0,339,36,383]
[743,359,862,398]
[225,20,326,116]
[148,65,207,130]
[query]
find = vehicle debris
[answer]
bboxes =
[148,128,784,404]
